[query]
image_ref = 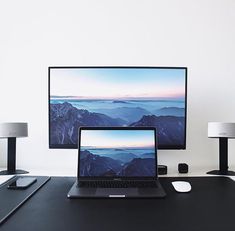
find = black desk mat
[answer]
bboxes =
[1,176,235,231]
[0,176,50,224]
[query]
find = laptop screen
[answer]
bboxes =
[78,128,157,178]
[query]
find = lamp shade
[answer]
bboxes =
[0,123,28,138]
[208,122,235,138]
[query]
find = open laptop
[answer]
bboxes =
[67,127,166,198]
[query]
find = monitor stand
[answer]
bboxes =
[207,137,235,176]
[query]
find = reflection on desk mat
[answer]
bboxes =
[0,176,50,225]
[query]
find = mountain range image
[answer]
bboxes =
[92,107,151,124]
[119,158,155,176]
[130,115,185,145]
[50,102,124,145]
[112,100,130,104]
[153,107,185,117]
[50,102,185,146]
[140,153,155,158]
[103,152,138,163]
[80,151,123,176]
[79,150,155,177]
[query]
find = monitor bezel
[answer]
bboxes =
[48,66,187,150]
[77,126,158,181]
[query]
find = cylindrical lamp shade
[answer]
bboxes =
[208,122,235,138]
[0,123,28,138]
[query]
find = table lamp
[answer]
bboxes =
[207,122,235,175]
[0,122,29,175]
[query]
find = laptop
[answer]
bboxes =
[67,127,166,198]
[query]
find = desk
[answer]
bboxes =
[1,176,235,231]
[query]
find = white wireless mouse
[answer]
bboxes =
[172,181,192,193]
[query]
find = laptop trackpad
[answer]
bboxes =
[96,188,138,197]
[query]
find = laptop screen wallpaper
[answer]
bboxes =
[79,130,156,177]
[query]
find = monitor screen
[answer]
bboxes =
[79,128,156,177]
[49,67,187,149]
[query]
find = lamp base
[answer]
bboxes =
[0,169,29,175]
[207,169,235,176]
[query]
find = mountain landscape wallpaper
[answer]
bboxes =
[49,68,186,148]
[79,130,156,177]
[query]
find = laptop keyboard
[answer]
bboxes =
[78,180,158,188]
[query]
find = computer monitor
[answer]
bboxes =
[49,66,187,149]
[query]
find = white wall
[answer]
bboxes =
[0,0,235,175]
